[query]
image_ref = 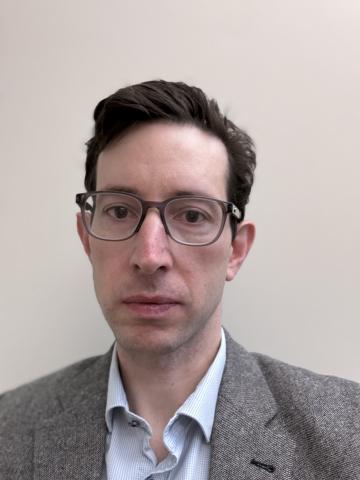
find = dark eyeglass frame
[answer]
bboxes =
[75,191,244,246]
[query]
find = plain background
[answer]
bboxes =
[1,0,359,393]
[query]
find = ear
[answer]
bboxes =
[76,212,92,259]
[226,221,255,281]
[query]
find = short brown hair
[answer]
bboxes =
[85,80,256,231]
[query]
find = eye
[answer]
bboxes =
[103,204,139,221]
[166,198,218,228]
[183,209,204,223]
[107,205,129,219]
[174,208,208,224]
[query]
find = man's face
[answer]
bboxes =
[78,122,254,357]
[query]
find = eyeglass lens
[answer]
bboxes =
[83,193,225,245]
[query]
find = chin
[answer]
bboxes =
[113,324,193,357]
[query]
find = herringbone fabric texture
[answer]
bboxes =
[1,331,359,479]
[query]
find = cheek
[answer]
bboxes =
[90,244,127,298]
[90,239,128,269]
[183,243,231,290]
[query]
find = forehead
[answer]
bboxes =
[96,122,229,199]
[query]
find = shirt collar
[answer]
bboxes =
[105,328,226,442]
[175,329,226,442]
[105,344,128,432]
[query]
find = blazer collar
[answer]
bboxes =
[209,330,295,479]
[33,348,113,480]
[32,334,296,479]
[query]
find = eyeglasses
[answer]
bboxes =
[75,191,243,246]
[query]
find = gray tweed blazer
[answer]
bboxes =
[1,331,359,479]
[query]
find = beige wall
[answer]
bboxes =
[1,0,359,392]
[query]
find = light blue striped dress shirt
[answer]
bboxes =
[103,329,226,480]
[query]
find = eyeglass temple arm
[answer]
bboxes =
[228,203,243,222]
[75,193,94,212]
[75,193,84,206]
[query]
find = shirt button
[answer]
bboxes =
[129,419,139,427]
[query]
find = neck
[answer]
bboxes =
[117,324,222,428]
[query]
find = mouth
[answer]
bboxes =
[122,295,181,316]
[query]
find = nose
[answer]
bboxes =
[129,209,173,275]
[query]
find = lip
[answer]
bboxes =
[123,295,181,316]
[123,295,180,304]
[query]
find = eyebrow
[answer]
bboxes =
[100,185,139,194]
[172,190,211,197]
[99,186,213,198]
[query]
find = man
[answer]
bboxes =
[0,80,359,480]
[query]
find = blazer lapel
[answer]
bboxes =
[31,336,295,479]
[33,350,112,480]
[209,332,295,479]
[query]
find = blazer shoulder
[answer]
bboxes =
[0,353,107,432]
[253,351,360,426]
